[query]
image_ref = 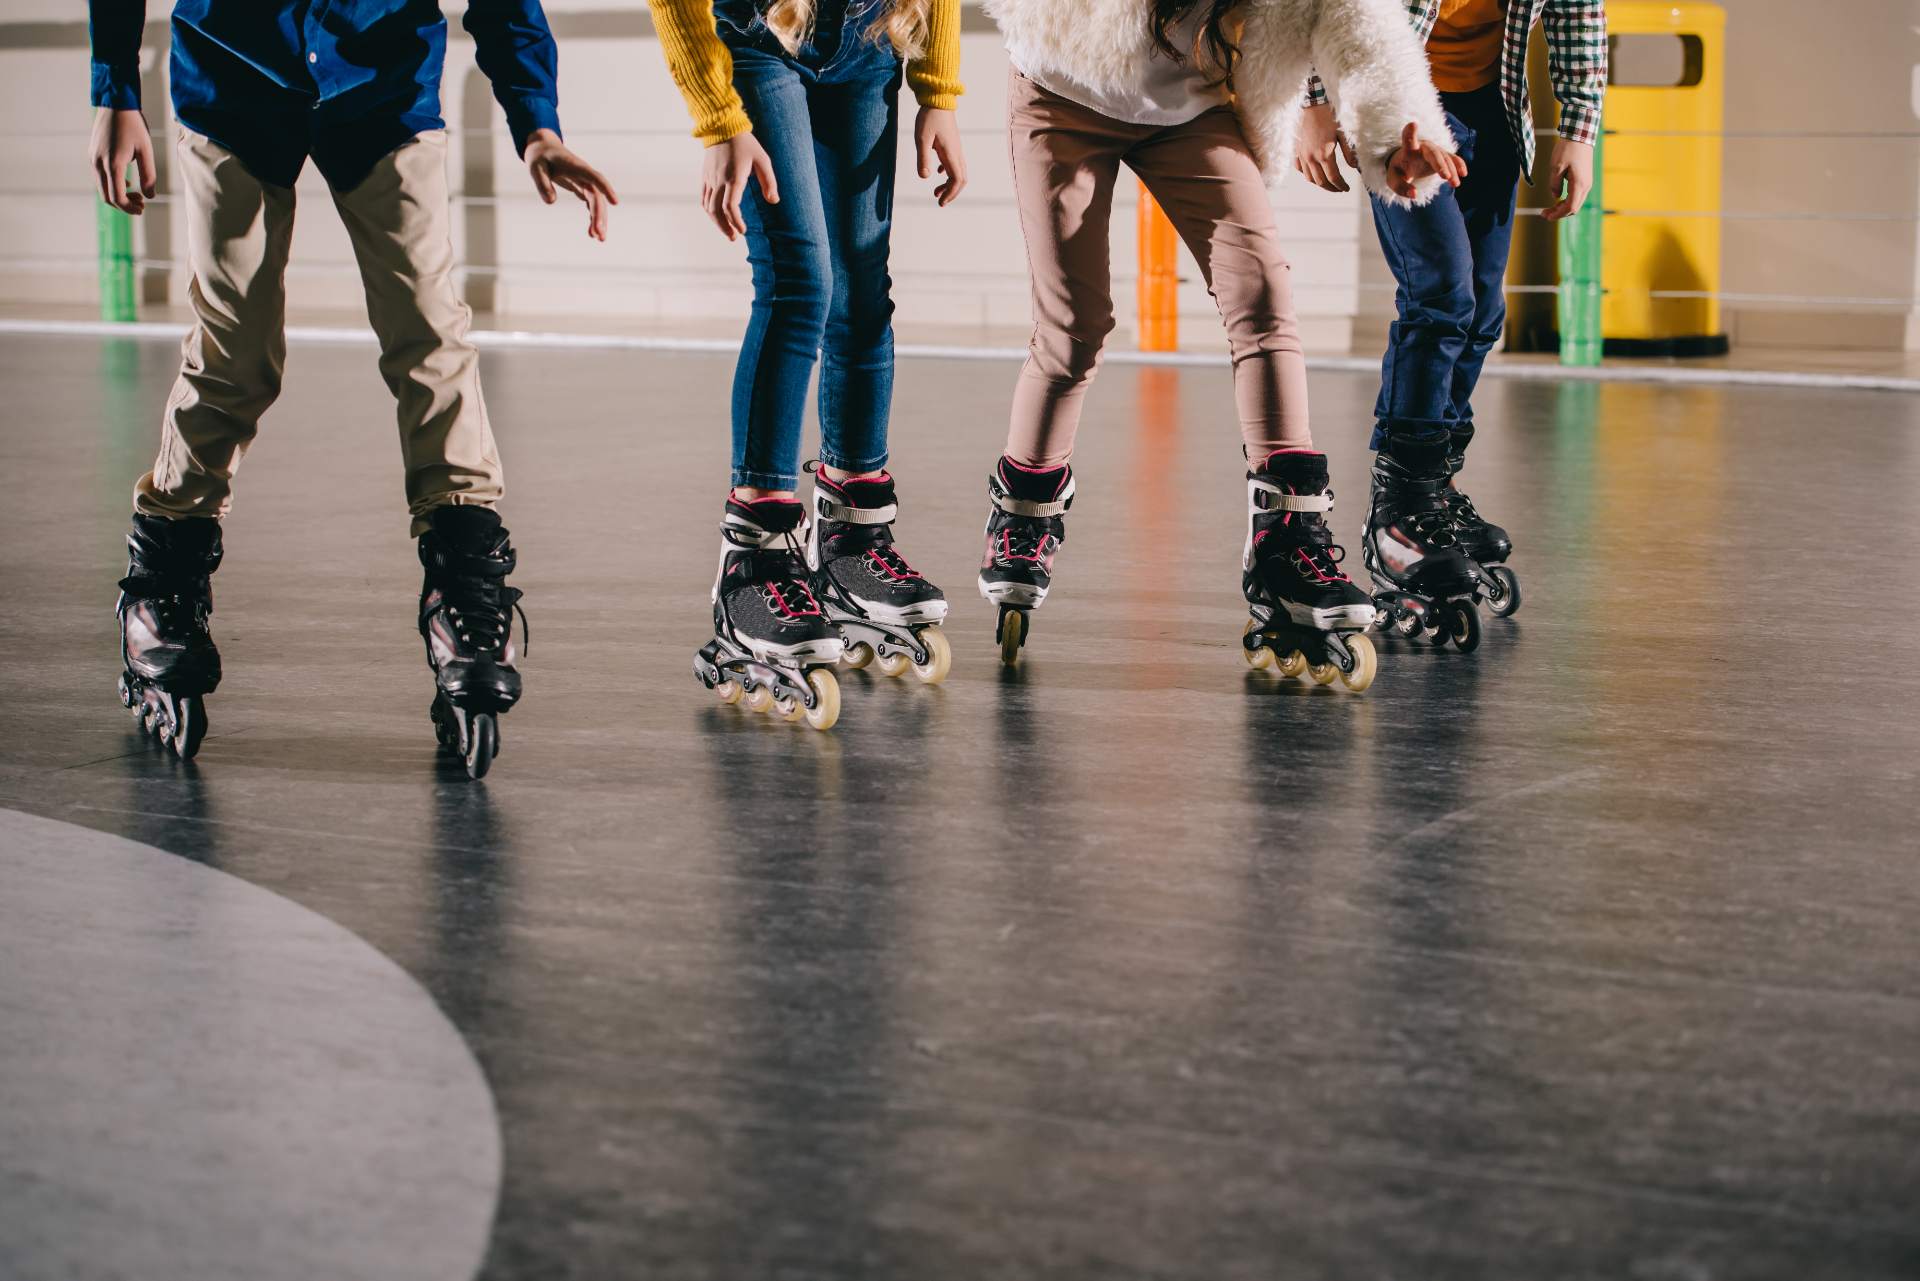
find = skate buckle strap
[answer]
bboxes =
[1249,477,1333,513]
[816,496,897,525]
[990,478,1072,519]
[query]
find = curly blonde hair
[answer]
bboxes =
[762,0,932,61]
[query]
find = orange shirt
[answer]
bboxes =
[1427,0,1507,93]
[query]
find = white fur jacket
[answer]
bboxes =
[983,0,1454,206]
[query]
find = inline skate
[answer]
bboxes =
[116,513,223,760]
[418,506,526,779]
[694,495,842,731]
[977,456,1073,665]
[1240,450,1379,691]
[1445,422,1520,618]
[804,465,950,684]
[1363,436,1484,651]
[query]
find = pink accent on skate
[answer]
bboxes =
[866,548,923,580]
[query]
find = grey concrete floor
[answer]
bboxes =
[1,332,1918,1279]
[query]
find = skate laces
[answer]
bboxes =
[436,566,528,657]
[755,535,825,620]
[1445,488,1485,529]
[828,521,923,581]
[118,574,211,630]
[998,515,1056,565]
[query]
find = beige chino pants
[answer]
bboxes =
[136,130,502,536]
[1005,72,1312,468]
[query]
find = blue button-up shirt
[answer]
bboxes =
[89,1,563,191]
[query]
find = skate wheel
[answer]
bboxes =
[1338,633,1378,693]
[875,649,912,678]
[998,610,1028,666]
[170,697,207,761]
[1242,619,1273,670]
[1307,660,1338,686]
[911,626,951,685]
[464,713,497,780]
[803,668,840,732]
[1396,611,1422,638]
[714,678,743,705]
[1448,600,1482,652]
[745,686,776,714]
[842,642,875,671]
[117,674,135,709]
[1277,650,1308,679]
[1487,566,1521,618]
[773,693,803,721]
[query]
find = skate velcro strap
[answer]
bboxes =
[1249,479,1332,512]
[817,499,897,525]
[994,494,1070,518]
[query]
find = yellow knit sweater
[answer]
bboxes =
[649,0,963,144]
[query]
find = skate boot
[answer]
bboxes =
[977,456,1073,665]
[1445,422,1520,618]
[116,513,223,760]
[805,465,951,684]
[693,495,843,731]
[1363,436,1485,651]
[418,506,526,779]
[1240,450,1379,691]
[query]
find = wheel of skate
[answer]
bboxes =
[773,692,803,721]
[803,668,840,732]
[1307,660,1338,686]
[1242,619,1273,669]
[911,627,951,685]
[842,642,875,670]
[1487,566,1521,618]
[1277,650,1309,679]
[1448,601,1482,653]
[1338,633,1378,693]
[745,686,776,714]
[170,697,206,761]
[117,674,135,709]
[714,678,743,705]
[464,713,497,780]
[875,649,912,678]
[999,610,1028,666]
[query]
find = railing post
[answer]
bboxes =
[97,200,137,323]
[1557,129,1603,367]
[1136,181,1178,352]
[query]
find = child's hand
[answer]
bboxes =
[1384,121,1466,200]
[525,129,618,241]
[1540,137,1594,221]
[701,132,778,241]
[915,107,967,207]
[1294,102,1358,193]
[90,108,155,215]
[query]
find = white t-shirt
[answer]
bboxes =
[1015,11,1229,126]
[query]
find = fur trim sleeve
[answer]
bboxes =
[1306,0,1455,206]
[1230,0,1318,185]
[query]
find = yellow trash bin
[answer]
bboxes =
[1602,1,1727,355]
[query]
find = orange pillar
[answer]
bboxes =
[1136,182,1178,352]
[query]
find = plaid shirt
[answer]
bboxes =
[1307,0,1607,180]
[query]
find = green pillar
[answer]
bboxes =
[1556,129,1603,367]
[97,201,137,323]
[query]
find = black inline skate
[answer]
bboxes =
[1363,436,1484,651]
[977,456,1073,665]
[116,513,222,760]
[1445,421,1520,618]
[1240,450,1379,691]
[694,495,843,731]
[805,465,951,684]
[418,506,526,779]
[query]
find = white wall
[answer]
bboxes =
[0,1,1362,352]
